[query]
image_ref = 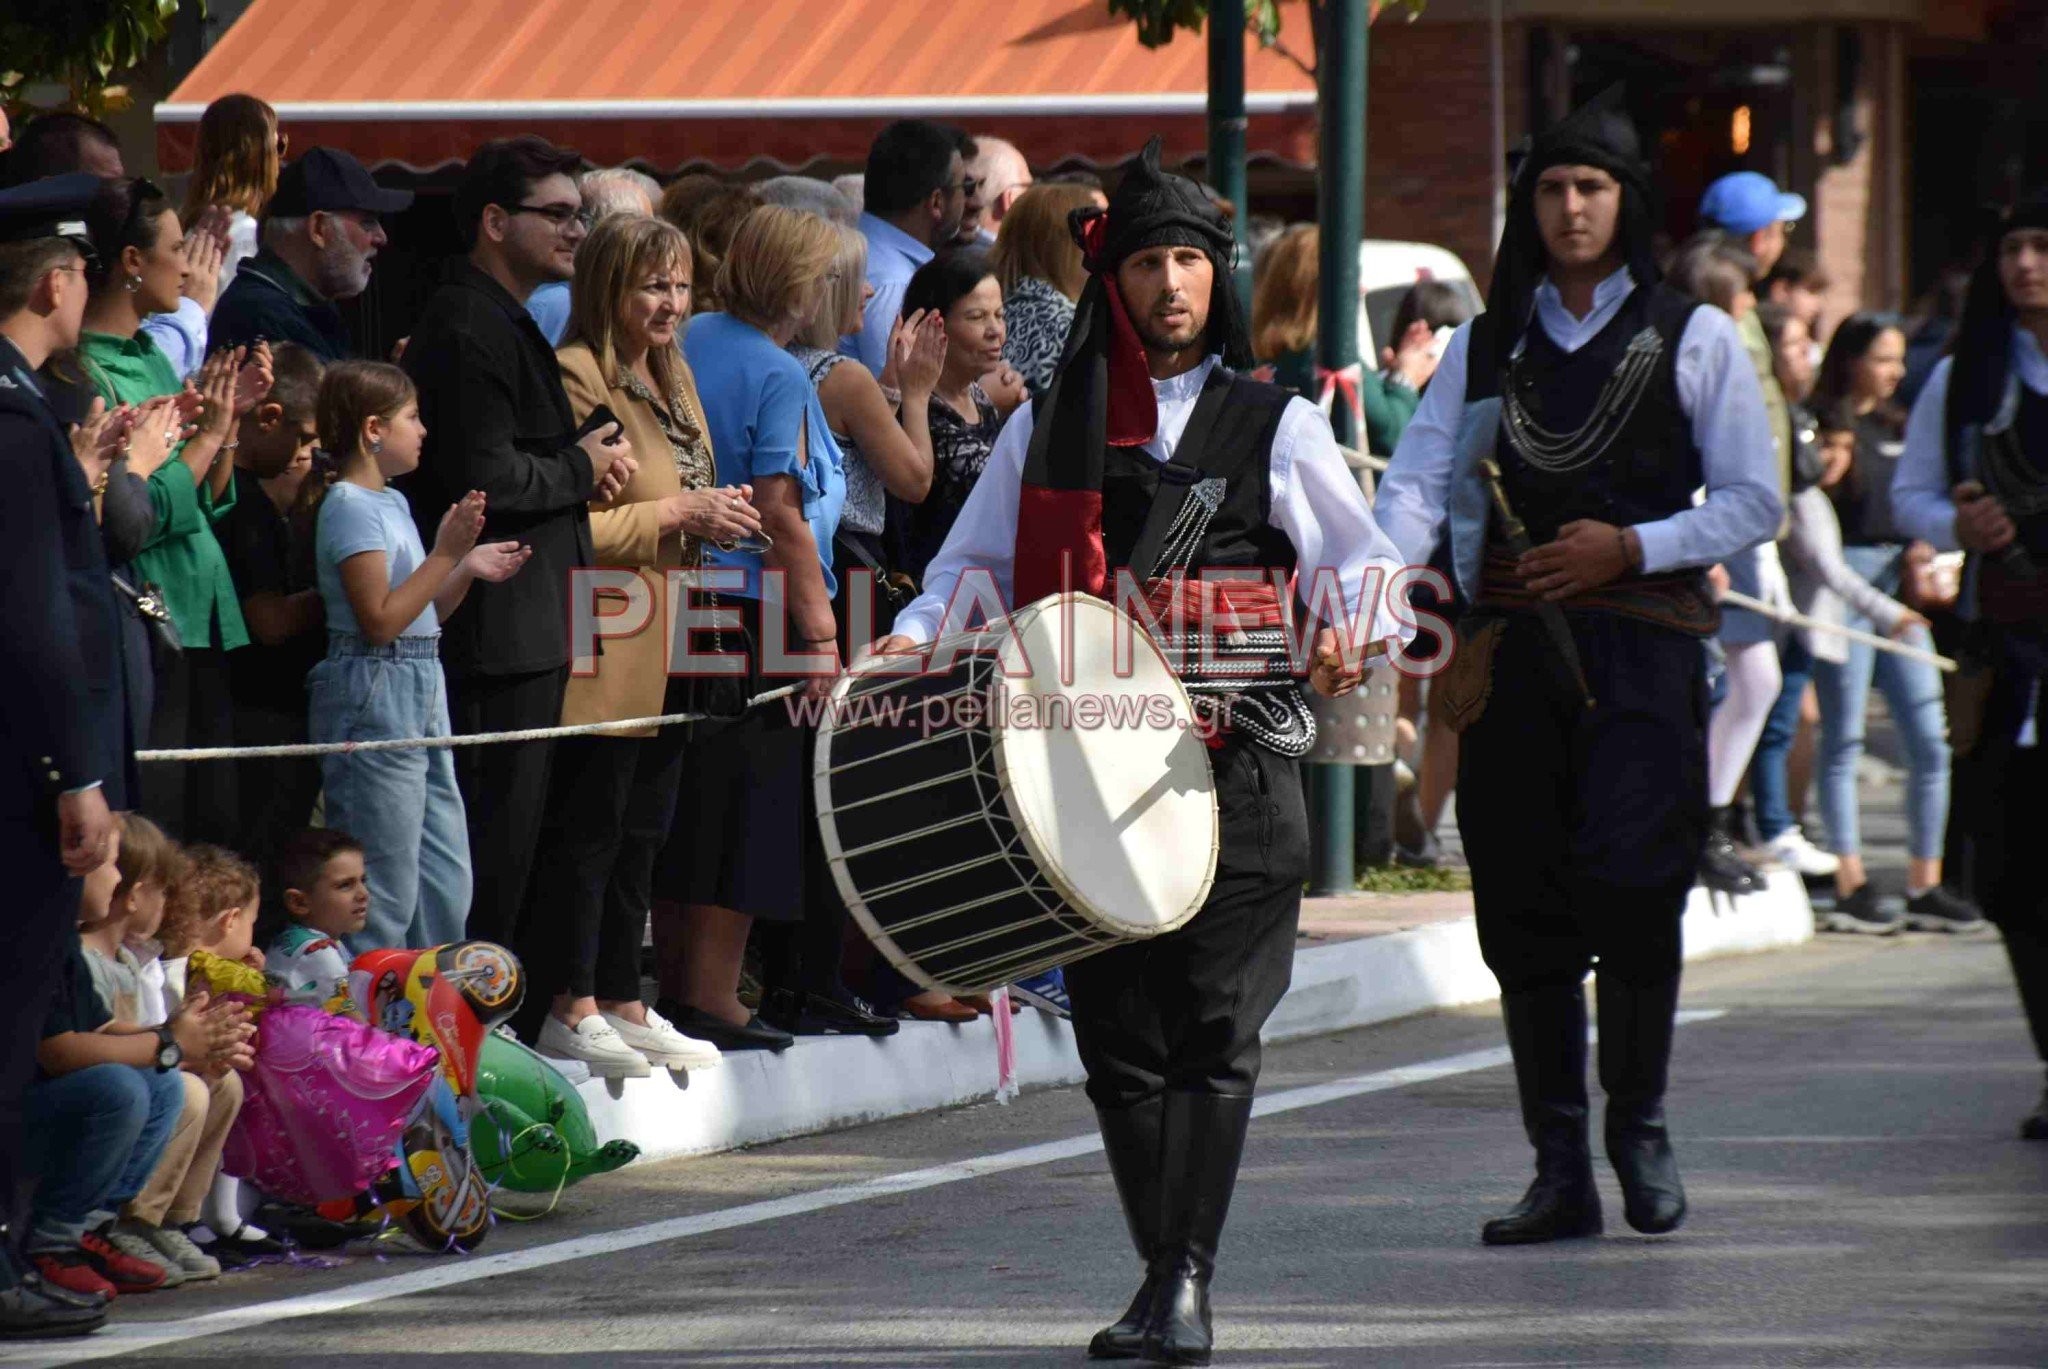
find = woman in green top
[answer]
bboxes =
[77,176,260,841]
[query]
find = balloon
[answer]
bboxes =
[472,1033,639,1193]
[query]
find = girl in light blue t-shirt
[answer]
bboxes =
[308,362,530,952]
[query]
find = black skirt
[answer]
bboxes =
[654,593,819,923]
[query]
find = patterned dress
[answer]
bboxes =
[1002,276,1077,398]
[888,385,1002,584]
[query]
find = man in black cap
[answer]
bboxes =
[209,147,413,362]
[0,172,131,1339]
[1377,88,1781,1247]
[877,137,1409,1364]
[1893,191,2048,1142]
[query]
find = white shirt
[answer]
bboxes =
[1893,326,2048,550]
[891,357,1414,653]
[1375,267,1782,575]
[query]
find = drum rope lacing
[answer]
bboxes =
[1501,326,1664,474]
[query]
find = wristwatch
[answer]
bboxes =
[152,1023,183,1073]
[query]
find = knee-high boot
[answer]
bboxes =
[1088,1097,1165,1360]
[1996,923,2048,1139]
[1597,974,1687,1233]
[1139,1091,1253,1367]
[1482,984,1603,1246]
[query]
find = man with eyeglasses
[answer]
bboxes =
[843,119,977,376]
[210,147,413,363]
[955,134,1033,248]
[401,136,637,1041]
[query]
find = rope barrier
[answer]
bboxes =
[1719,589,1958,673]
[136,684,802,763]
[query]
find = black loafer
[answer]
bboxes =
[764,989,901,1038]
[656,1000,795,1052]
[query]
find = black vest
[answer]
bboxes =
[2000,388,2048,559]
[1469,284,1704,547]
[1099,370,1297,579]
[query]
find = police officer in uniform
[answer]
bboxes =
[1377,90,1781,1246]
[0,174,132,1339]
[876,139,1409,1363]
[1893,191,2048,1142]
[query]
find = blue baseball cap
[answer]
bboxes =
[1699,171,1807,236]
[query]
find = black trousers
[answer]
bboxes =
[234,701,322,931]
[449,667,567,958]
[2,820,81,1241]
[1063,740,1309,1108]
[1457,612,1709,992]
[526,683,694,1006]
[140,646,239,843]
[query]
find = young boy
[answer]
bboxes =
[268,829,370,1013]
[25,829,239,1302]
[81,817,249,1287]
[216,343,328,908]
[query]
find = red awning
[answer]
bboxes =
[156,0,1321,175]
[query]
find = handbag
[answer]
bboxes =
[110,571,183,663]
[834,529,915,620]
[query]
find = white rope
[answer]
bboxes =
[1719,589,1957,673]
[137,685,802,763]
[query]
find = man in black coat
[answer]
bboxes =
[0,173,130,1340]
[401,137,634,982]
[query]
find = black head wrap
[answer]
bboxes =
[1946,192,2048,450]
[1484,85,1662,374]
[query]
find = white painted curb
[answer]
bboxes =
[577,872,1812,1164]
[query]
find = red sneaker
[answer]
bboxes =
[77,1231,167,1293]
[30,1249,116,1301]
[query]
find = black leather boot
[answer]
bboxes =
[1482,985,1603,1246]
[1139,1091,1254,1367]
[1087,1097,1164,1360]
[1598,975,1688,1234]
[1698,806,1765,897]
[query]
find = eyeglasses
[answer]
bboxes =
[952,176,981,198]
[508,202,594,231]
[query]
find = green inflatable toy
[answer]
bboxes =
[473,1032,640,1195]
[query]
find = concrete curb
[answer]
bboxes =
[576,871,1813,1165]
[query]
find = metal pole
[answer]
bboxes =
[1208,0,1253,309]
[1307,0,1368,898]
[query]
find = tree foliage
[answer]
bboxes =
[0,0,197,117]
[1107,0,1427,64]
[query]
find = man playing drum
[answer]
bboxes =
[1375,88,1780,1248]
[872,138,1410,1364]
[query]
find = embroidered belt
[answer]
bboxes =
[1477,549,1720,638]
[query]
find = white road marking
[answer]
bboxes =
[4,1009,1725,1367]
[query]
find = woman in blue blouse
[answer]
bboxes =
[656,205,886,1049]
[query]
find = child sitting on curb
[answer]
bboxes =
[267,829,371,1014]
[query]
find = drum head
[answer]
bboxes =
[992,594,1218,938]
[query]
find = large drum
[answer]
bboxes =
[814,593,1219,994]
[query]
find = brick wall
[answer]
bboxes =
[1364,18,1526,288]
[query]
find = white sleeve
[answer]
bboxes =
[1271,397,1415,651]
[889,405,1031,644]
[1632,306,1784,573]
[140,298,209,380]
[1894,358,1960,551]
[1372,320,1471,568]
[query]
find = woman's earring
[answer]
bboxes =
[124,274,141,293]
[369,438,383,455]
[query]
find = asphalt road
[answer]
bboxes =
[14,931,2046,1369]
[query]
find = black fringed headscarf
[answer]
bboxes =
[1485,85,1663,375]
[1946,192,2048,458]
[1011,137,1252,605]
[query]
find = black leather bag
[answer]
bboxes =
[110,572,182,665]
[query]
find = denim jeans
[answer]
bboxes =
[1753,635,1815,842]
[309,636,472,953]
[1813,545,1951,859]
[24,1064,184,1251]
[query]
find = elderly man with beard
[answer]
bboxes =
[875,138,1408,1364]
[209,148,410,362]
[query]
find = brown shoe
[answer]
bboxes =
[903,992,980,1024]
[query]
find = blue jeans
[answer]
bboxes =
[1813,545,1950,859]
[24,1064,184,1251]
[309,637,472,953]
[1753,635,1815,842]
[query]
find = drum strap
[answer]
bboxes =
[1123,373,1239,586]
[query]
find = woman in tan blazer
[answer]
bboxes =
[527,214,762,1079]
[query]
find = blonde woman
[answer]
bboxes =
[179,93,282,296]
[526,215,763,1078]
[992,181,1099,395]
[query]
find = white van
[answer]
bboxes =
[1355,240,1484,364]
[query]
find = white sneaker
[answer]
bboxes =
[1767,827,1840,879]
[538,1014,651,1080]
[602,1008,723,1071]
